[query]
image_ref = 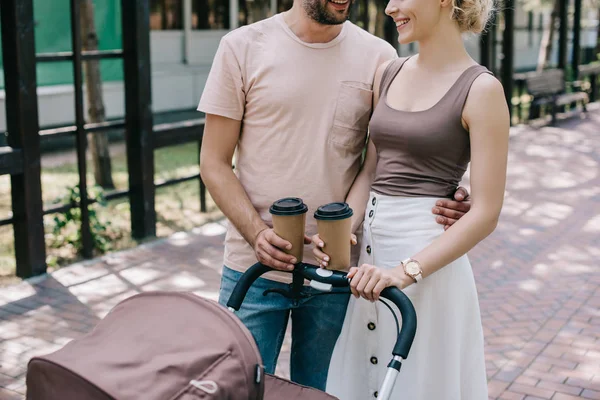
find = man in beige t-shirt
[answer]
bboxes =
[198,0,470,391]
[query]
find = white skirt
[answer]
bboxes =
[326,193,488,400]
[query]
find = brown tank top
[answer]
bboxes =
[369,57,492,198]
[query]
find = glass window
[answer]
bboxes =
[192,0,230,29]
[150,0,184,30]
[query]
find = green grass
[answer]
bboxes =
[0,142,221,284]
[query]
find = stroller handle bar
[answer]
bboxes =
[226,262,417,360]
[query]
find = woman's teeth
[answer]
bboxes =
[396,19,409,27]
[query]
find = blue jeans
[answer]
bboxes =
[218,266,350,391]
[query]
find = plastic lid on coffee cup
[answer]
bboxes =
[314,202,353,221]
[269,197,308,216]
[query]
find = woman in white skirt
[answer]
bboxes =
[312,0,509,398]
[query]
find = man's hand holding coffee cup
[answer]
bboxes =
[253,228,298,271]
[312,233,357,269]
[265,197,310,271]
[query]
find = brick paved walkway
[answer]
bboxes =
[0,108,599,399]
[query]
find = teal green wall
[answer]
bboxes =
[0,0,123,89]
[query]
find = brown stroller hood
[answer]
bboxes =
[26,291,338,400]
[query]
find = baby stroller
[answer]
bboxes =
[25,262,416,399]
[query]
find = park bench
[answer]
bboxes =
[525,69,588,124]
[576,63,600,103]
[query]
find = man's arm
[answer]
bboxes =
[434,187,471,230]
[200,114,297,271]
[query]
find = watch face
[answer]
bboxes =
[406,262,420,275]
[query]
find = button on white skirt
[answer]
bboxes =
[325,193,488,400]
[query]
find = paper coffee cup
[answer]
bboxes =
[314,202,353,270]
[269,197,308,262]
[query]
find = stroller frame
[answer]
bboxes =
[226,262,417,400]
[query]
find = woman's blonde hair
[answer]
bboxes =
[452,0,495,34]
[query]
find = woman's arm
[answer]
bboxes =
[346,139,378,233]
[348,73,510,300]
[311,61,391,267]
[407,73,510,279]
[346,60,393,232]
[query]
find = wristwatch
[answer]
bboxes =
[402,258,423,283]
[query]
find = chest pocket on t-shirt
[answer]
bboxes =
[330,81,373,150]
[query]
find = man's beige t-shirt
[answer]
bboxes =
[198,14,397,282]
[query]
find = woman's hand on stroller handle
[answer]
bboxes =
[347,264,413,302]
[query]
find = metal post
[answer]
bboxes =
[198,140,207,212]
[558,0,568,71]
[502,0,515,124]
[121,0,156,239]
[489,11,498,74]
[70,0,93,259]
[0,0,47,278]
[516,79,525,124]
[183,0,192,64]
[230,0,239,29]
[527,11,534,46]
[361,0,370,32]
[571,0,582,79]
[480,22,492,69]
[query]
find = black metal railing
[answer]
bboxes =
[0,0,207,278]
[36,49,124,63]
